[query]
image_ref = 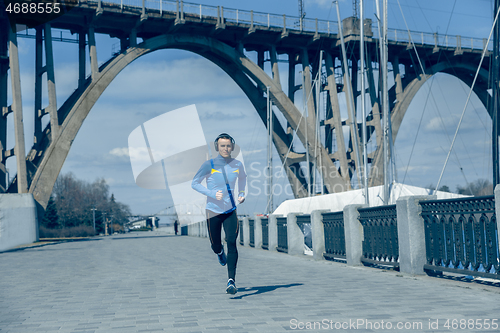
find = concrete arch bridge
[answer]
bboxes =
[0,0,494,210]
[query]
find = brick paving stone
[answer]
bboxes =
[1,232,499,333]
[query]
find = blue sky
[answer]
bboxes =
[5,0,496,219]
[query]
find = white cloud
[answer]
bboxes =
[110,147,129,157]
[243,149,265,156]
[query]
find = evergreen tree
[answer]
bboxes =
[42,195,59,229]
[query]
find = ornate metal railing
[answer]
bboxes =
[249,218,255,247]
[296,214,311,250]
[358,205,399,268]
[322,211,346,261]
[277,217,288,253]
[84,0,492,52]
[261,217,269,250]
[239,219,244,246]
[421,196,499,279]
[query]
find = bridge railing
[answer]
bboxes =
[239,219,244,246]
[185,189,500,281]
[358,205,399,268]
[322,211,346,261]
[421,196,500,279]
[276,217,288,253]
[261,217,269,250]
[248,218,255,247]
[85,0,492,52]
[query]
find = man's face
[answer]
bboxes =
[217,138,233,158]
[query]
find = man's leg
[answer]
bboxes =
[206,210,223,254]
[223,210,239,281]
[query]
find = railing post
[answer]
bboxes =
[343,204,367,266]
[433,32,439,53]
[396,195,436,275]
[494,185,500,255]
[311,209,330,261]
[455,35,462,55]
[254,215,263,249]
[242,216,250,246]
[287,212,303,256]
[268,214,281,252]
[250,10,254,32]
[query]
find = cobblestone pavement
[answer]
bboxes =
[1,232,499,332]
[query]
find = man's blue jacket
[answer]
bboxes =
[191,155,247,214]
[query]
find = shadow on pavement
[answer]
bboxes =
[1,238,101,253]
[428,273,500,288]
[111,234,178,240]
[230,283,303,299]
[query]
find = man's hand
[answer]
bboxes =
[237,196,245,204]
[216,190,223,200]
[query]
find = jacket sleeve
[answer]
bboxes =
[191,161,217,199]
[237,161,247,197]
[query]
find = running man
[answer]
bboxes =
[191,133,246,294]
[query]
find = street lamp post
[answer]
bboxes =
[91,207,96,234]
[103,212,107,236]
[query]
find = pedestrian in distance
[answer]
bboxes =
[174,220,179,235]
[191,133,246,294]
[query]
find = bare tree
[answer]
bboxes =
[456,179,493,196]
[52,173,132,232]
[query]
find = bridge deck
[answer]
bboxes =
[1,233,499,332]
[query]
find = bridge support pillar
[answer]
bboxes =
[343,204,366,266]
[270,45,281,89]
[0,20,8,192]
[396,195,436,275]
[9,28,28,193]
[44,24,59,138]
[88,26,99,80]
[325,53,349,186]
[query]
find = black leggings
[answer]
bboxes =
[206,209,239,280]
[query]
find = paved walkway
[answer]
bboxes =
[1,233,499,333]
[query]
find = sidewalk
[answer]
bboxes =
[1,232,499,332]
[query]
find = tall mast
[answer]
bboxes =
[377,0,390,204]
[267,86,273,214]
[383,0,390,204]
[302,75,311,197]
[360,0,369,205]
[492,0,500,187]
[315,51,324,195]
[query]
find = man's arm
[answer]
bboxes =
[237,161,247,203]
[191,161,218,199]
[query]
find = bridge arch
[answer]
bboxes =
[370,58,491,184]
[30,33,348,209]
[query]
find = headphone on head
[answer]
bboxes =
[214,133,235,151]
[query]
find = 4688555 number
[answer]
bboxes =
[443,319,498,330]
[5,2,60,14]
